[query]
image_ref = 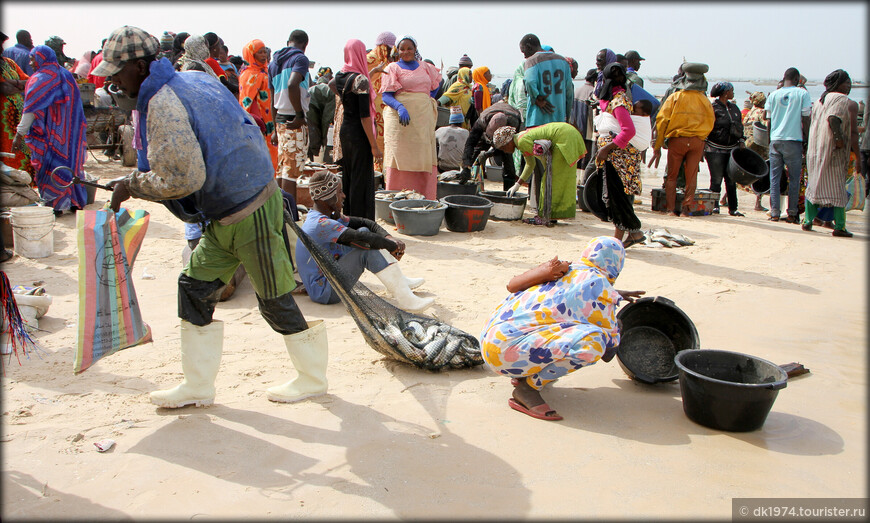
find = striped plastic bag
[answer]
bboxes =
[845,153,865,212]
[75,208,151,374]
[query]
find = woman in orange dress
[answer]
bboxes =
[366,31,396,172]
[238,39,278,172]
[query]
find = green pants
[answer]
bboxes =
[803,201,846,231]
[184,190,296,299]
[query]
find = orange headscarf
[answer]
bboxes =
[472,66,491,110]
[238,39,273,134]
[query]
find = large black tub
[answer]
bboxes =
[728,148,768,186]
[674,349,787,432]
[440,194,493,233]
[615,296,699,384]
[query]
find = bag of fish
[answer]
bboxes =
[288,219,483,371]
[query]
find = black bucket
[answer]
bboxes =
[577,184,589,211]
[437,180,479,200]
[616,296,700,384]
[674,349,788,432]
[750,161,771,194]
[582,168,609,222]
[728,148,768,186]
[754,160,790,195]
[440,194,493,233]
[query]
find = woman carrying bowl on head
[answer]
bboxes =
[379,36,442,200]
[479,236,644,421]
[704,81,745,216]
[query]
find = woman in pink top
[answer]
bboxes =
[379,36,442,200]
[594,63,645,248]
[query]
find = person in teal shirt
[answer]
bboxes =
[519,34,573,128]
[764,67,812,222]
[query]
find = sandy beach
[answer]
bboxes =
[1,153,866,520]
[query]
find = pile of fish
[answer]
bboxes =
[641,228,695,248]
[371,317,482,371]
[438,170,462,183]
[375,189,426,201]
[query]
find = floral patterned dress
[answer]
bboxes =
[479,237,624,390]
[595,89,642,195]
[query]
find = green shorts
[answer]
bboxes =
[184,190,296,299]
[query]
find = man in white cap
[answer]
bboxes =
[94,25,329,408]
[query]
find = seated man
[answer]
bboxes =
[296,171,434,312]
[435,106,469,173]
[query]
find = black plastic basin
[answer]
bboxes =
[616,296,699,384]
[674,349,787,432]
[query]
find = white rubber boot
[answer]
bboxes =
[380,250,424,289]
[267,320,329,403]
[375,263,434,312]
[150,320,223,408]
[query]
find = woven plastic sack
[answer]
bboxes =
[74,209,151,374]
[845,153,866,212]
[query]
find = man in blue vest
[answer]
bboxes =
[94,26,329,409]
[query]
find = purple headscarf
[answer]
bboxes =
[23,45,88,211]
[375,31,396,48]
[593,48,618,98]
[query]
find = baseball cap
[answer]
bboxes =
[625,50,645,61]
[91,26,160,77]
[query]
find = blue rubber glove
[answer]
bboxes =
[397,105,410,126]
[382,91,410,126]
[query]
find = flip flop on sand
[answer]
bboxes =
[508,398,563,421]
[622,234,646,249]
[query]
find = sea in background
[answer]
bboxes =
[489,75,868,109]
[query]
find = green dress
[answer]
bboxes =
[516,122,586,219]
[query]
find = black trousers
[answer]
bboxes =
[704,150,738,213]
[603,161,642,233]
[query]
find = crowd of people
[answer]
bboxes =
[1,24,867,420]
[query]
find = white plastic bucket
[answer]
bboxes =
[11,206,55,258]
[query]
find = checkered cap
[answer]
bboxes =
[91,26,160,77]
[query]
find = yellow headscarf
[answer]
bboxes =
[472,66,491,110]
[442,67,473,114]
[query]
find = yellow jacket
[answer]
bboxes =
[653,90,715,149]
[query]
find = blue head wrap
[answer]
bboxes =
[578,236,625,283]
[710,81,734,97]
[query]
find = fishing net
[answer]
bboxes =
[287,215,483,371]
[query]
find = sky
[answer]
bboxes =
[1,1,867,82]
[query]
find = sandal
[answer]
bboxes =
[508,397,563,421]
[622,234,646,249]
